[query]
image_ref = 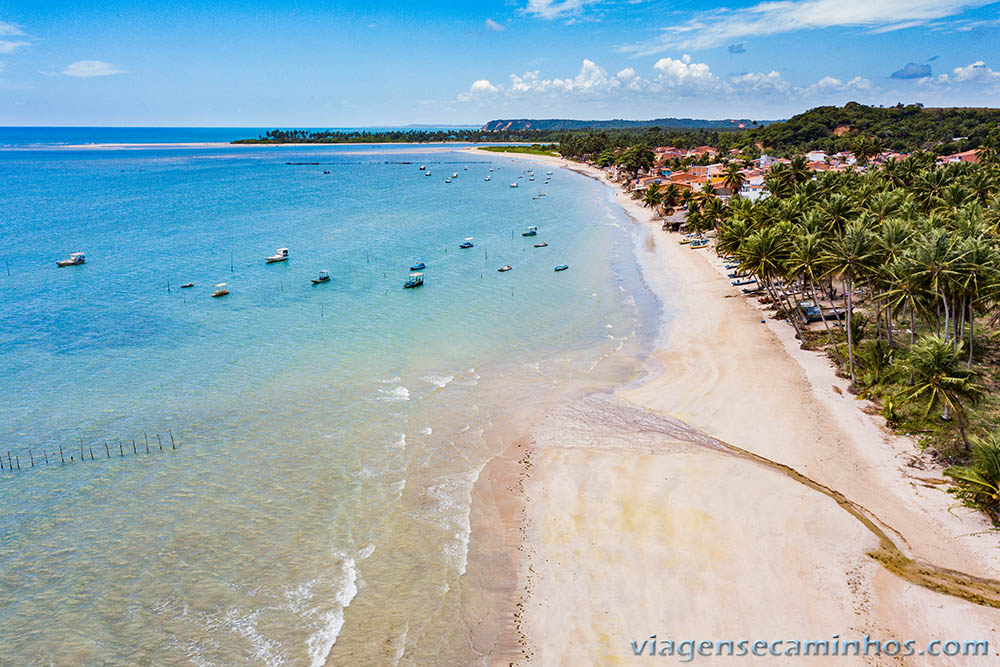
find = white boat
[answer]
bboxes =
[56,252,86,267]
[463,166,468,171]
[404,272,424,289]
[452,172,458,178]
[419,165,426,170]
[445,179,452,183]
[211,283,229,297]
[489,167,494,172]
[425,172,432,176]
[510,183,518,188]
[485,176,491,181]
[522,226,538,237]
[311,270,330,285]
[266,247,289,263]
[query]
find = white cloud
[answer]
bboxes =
[651,54,722,93]
[509,59,620,96]
[804,75,873,95]
[923,60,1000,86]
[459,55,882,107]
[485,18,506,31]
[63,60,126,78]
[458,79,503,102]
[0,40,28,54]
[0,20,23,36]
[619,0,998,54]
[524,0,603,19]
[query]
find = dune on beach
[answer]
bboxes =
[465,150,1000,665]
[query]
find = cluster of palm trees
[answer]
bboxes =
[640,150,1000,520]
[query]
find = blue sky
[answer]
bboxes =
[1,0,999,125]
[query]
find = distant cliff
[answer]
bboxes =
[480,117,774,132]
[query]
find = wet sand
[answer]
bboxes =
[464,150,1000,665]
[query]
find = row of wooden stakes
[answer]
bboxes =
[0,430,178,473]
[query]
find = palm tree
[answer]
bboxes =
[721,163,745,195]
[642,183,663,211]
[944,432,1000,524]
[898,334,983,451]
[788,155,812,185]
[788,230,844,368]
[823,221,876,384]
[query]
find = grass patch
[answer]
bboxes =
[477,144,560,156]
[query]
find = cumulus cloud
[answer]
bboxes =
[933,60,1000,84]
[890,63,932,79]
[619,0,997,54]
[523,0,603,19]
[485,18,506,31]
[459,55,878,106]
[728,43,747,54]
[63,60,126,78]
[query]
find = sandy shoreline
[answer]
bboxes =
[463,149,1000,665]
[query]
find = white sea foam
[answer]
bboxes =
[304,551,362,667]
[420,465,485,576]
[377,376,402,384]
[377,386,410,402]
[420,374,454,389]
[421,426,433,435]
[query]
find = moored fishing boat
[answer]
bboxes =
[266,247,289,263]
[180,282,194,288]
[498,264,512,272]
[211,283,229,297]
[459,238,474,249]
[522,226,538,237]
[311,270,330,284]
[554,264,569,272]
[534,242,548,248]
[403,272,424,289]
[410,258,426,270]
[56,252,86,267]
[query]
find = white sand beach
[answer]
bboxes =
[466,150,1000,665]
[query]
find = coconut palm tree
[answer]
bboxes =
[721,163,745,195]
[944,432,1000,525]
[898,334,983,451]
[788,230,844,367]
[823,220,876,384]
[642,183,663,211]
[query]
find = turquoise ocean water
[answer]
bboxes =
[0,137,654,664]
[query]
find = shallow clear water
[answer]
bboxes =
[0,142,653,664]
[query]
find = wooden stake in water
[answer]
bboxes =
[105,442,110,458]
[169,429,176,450]
[29,449,33,467]
[157,434,163,451]
[231,251,234,273]
[59,446,64,464]
[365,250,370,264]
[144,433,150,454]
[4,257,9,277]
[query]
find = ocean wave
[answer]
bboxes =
[420,374,454,389]
[304,550,363,667]
[377,386,410,402]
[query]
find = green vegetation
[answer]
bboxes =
[694,152,1000,523]
[476,144,559,156]
[745,102,1000,156]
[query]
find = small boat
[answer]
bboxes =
[323,170,331,175]
[463,166,468,171]
[528,177,535,182]
[510,183,518,188]
[445,179,452,183]
[211,283,229,297]
[180,283,194,289]
[452,172,458,178]
[425,172,432,176]
[554,264,569,272]
[410,258,426,271]
[404,272,424,289]
[485,176,491,181]
[679,238,691,245]
[732,278,757,287]
[459,238,474,249]
[56,252,86,267]
[266,247,289,263]
[311,270,331,285]
[724,263,740,270]
[546,171,552,175]
[518,175,523,179]
[419,165,426,171]
[489,167,494,172]
[522,226,538,237]
[498,265,513,272]
[534,242,548,248]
